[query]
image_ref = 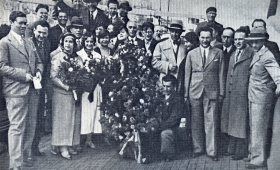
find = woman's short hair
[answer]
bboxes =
[81,32,96,47]
[98,30,110,42]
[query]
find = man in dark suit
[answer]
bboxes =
[221,27,236,80]
[25,4,49,38]
[106,0,124,25]
[119,1,132,25]
[80,0,110,33]
[0,11,43,170]
[30,20,51,157]
[221,29,254,161]
[219,27,236,155]
[140,22,158,54]
[127,21,144,47]
[152,20,186,90]
[49,10,68,52]
[251,19,280,64]
[195,7,223,42]
[184,26,224,161]
[158,74,184,162]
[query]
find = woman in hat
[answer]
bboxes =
[77,32,103,149]
[50,33,83,160]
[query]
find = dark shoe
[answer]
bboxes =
[68,147,78,155]
[164,157,173,162]
[207,155,219,161]
[27,156,37,162]
[222,152,232,156]
[231,155,244,160]
[75,145,83,153]
[22,160,34,167]
[9,167,22,170]
[33,149,46,156]
[243,157,251,162]
[192,152,203,158]
[246,164,263,169]
[51,146,59,155]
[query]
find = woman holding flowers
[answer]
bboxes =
[50,33,83,159]
[77,32,103,149]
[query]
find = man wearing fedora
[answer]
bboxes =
[184,26,224,161]
[67,16,84,51]
[119,1,132,25]
[80,0,110,33]
[195,7,223,43]
[152,20,186,91]
[245,27,280,169]
[50,16,84,57]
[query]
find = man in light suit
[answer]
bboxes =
[184,26,224,161]
[245,27,280,169]
[152,20,186,90]
[0,11,43,170]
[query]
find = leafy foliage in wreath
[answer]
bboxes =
[100,43,163,145]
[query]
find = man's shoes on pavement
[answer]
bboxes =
[207,155,219,161]
[231,155,244,161]
[246,163,264,169]
[33,149,46,156]
[243,157,251,162]
[22,160,34,167]
[192,152,204,158]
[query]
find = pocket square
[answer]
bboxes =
[214,59,219,62]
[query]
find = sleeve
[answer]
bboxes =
[219,50,225,97]
[264,52,280,86]
[184,53,192,98]
[50,54,70,91]
[0,39,27,81]
[152,43,170,74]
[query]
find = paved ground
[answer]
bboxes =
[0,134,268,170]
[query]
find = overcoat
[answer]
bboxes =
[50,51,83,146]
[221,46,254,138]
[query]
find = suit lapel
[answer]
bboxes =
[8,33,29,60]
[176,44,186,66]
[235,47,250,65]
[204,47,216,69]
[249,48,267,68]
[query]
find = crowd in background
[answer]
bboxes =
[1,0,280,170]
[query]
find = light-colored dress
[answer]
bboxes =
[77,49,103,134]
[50,51,83,146]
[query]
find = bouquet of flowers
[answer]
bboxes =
[57,53,83,101]
[80,57,107,93]
[100,43,163,163]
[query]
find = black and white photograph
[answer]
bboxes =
[0,0,280,169]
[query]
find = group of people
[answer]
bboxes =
[0,0,280,170]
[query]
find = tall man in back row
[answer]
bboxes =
[0,11,43,170]
[185,26,224,161]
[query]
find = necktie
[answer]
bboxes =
[203,49,206,68]
[235,50,241,63]
[224,48,228,56]
[90,11,94,20]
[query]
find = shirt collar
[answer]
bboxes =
[223,45,233,52]
[91,9,98,19]
[10,30,23,44]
